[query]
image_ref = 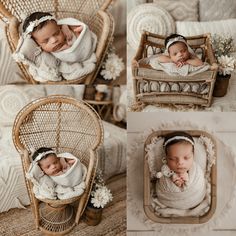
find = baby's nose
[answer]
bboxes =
[177,160,184,165]
[50,36,58,43]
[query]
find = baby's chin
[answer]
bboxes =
[50,169,61,176]
[175,168,189,174]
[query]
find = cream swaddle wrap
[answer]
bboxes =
[52,18,97,63]
[149,57,210,76]
[50,152,84,187]
[26,152,87,200]
[156,161,206,210]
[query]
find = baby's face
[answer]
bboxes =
[169,42,190,63]
[32,20,66,53]
[166,142,194,174]
[39,154,62,176]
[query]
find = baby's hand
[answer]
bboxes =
[61,25,74,42]
[71,25,83,36]
[174,179,184,187]
[66,158,75,165]
[175,60,187,68]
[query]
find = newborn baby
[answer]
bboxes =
[27,147,86,200]
[146,34,212,76]
[156,131,206,209]
[13,11,97,82]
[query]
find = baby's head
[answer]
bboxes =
[163,131,194,174]
[165,34,190,63]
[32,147,62,176]
[23,12,66,52]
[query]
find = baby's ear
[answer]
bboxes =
[13,35,42,63]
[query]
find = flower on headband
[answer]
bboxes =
[32,150,56,164]
[166,36,187,51]
[24,15,56,36]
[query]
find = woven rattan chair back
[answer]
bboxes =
[12,95,104,235]
[144,130,216,224]
[0,0,114,84]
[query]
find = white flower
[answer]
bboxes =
[217,55,236,76]
[91,186,113,208]
[100,53,125,80]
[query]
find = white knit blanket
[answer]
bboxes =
[26,152,87,200]
[50,153,85,187]
[149,56,210,76]
[52,18,97,63]
[155,162,208,216]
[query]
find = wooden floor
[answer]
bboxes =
[127,112,236,236]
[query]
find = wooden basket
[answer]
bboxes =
[144,130,217,224]
[132,32,218,107]
[0,0,114,84]
[12,95,104,235]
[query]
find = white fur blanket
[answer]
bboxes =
[26,152,87,200]
[156,162,206,210]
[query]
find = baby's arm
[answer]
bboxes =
[61,25,74,42]
[69,25,83,37]
[186,55,204,67]
[65,158,76,166]
[157,54,173,63]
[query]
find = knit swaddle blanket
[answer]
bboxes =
[52,18,97,63]
[26,152,87,200]
[156,162,206,210]
[146,135,216,217]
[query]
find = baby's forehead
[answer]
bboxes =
[169,42,187,50]
[40,153,58,162]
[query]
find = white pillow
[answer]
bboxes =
[127,3,175,50]
[0,26,24,85]
[0,85,46,126]
[153,0,199,21]
[45,85,75,97]
[45,85,85,100]
[72,85,85,100]
[176,19,236,51]
[199,0,236,21]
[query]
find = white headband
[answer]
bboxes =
[166,36,188,51]
[24,15,56,36]
[33,150,56,164]
[163,136,194,147]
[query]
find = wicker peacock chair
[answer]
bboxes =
[12,95,104,235]
[0,0,114,84]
